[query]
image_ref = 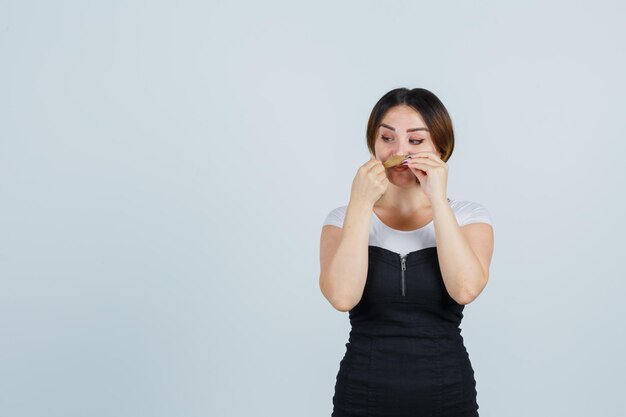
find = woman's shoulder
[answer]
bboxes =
[448,197,494,227]
[322,204,349,228]
[448,197,489,210]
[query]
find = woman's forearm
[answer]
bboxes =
[431,196,486,305]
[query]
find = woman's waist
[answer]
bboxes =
[349,320,463,338]
[345,326,471,361]
[349,304,463,332]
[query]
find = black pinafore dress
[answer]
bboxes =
[331,245,479,417]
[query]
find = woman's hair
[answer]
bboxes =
[366,87,455,162]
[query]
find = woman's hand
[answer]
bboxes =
[349,154,389,207]
[402,151,449,202]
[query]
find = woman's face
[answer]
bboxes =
[373,105,441,185]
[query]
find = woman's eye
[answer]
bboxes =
[381,136,424,145]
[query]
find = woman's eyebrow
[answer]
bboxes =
[379,123,429,132]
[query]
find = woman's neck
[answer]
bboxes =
[374,185,431,214]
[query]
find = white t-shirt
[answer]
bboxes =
[322,198,493,257]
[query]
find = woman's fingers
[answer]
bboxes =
[403,159,438,169]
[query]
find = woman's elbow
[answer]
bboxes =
[319,277,357,312]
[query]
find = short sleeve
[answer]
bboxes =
[455,201,494,227]
[323,206,348,228]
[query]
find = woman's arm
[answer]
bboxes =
[430,197,495,305]
[319,200,373,312]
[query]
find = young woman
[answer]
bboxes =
[320,87,494,417]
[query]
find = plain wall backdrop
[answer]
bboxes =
[1,1,625,416]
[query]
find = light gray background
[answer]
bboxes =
[1,1,624,416]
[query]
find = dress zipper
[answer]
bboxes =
[400,255,407,296]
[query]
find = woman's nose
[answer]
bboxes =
[394,145,411,155]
